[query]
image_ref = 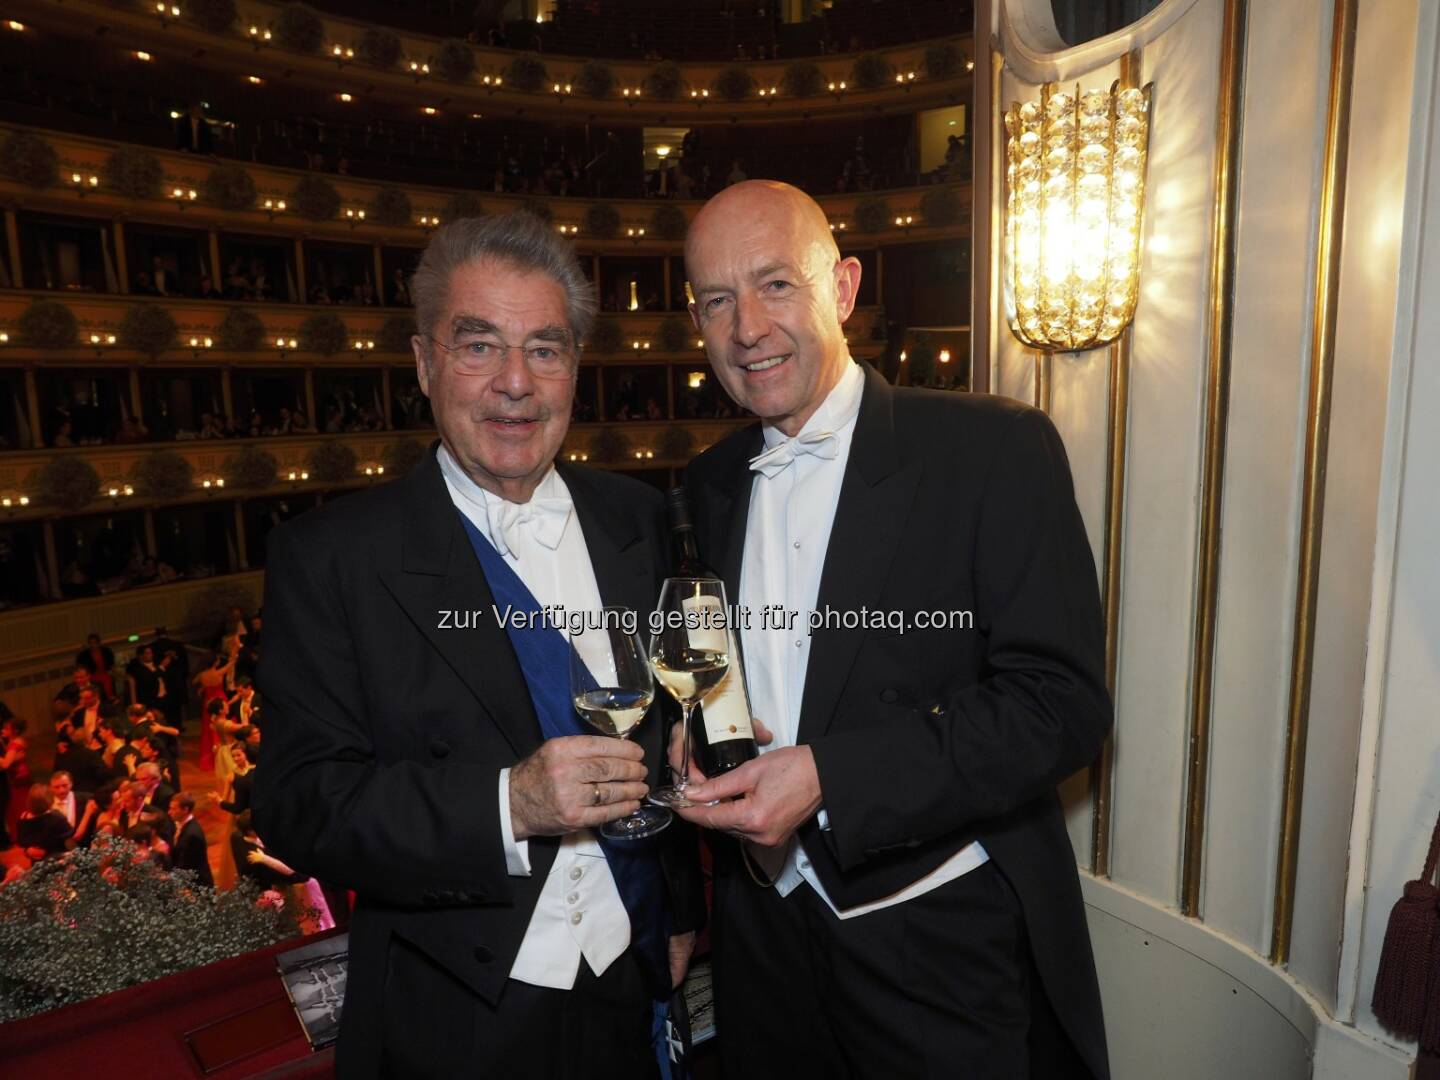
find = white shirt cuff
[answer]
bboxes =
[498,768,531,876]
[817,808,832,831]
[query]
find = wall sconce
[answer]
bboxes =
[622,87,642,103]
[410,60,431,79]
[201,476,226,493]
[827,80,847,96]
[631,340,650,350]
[552,83,572,98]
[626,226,646,242]
[188,336,214,355]
[2,494,31,514]
[338,92,353,103]
[5,20,25,31]
[966,59,975,72]
[687,371,706,388]
[89,332,117,355]
[893,214,914,231]
[899,349,908,363]
[481,74,503,91]
[247,75,263,85]
[155,3,180,22]
[134,51,153,62]
[352,339,375,351]
[566,451,590,462]
[828,221,847,233]
[70,172,100,196]
[344,207,367,226]
[633,450,655,460]
[276,336,298,355]
[422,106,438,116]
[171,186,198,208]
[107,484,135,503]
[694,339,704,349]
[362,464,386,478]
[263,197,286,219]
[938,348,952,364]
[331,43,355,65]
[557,224,579,235]
[0,331,9,344]
[248,24,272,46]
[286,469,310,482]
[418,213,440,230]
[1004,80,1152,350]
[689,88,709,100]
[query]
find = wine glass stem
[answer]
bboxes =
[675,701,695,794]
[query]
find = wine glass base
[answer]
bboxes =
[647,788,717,810]
[600,805,673,841]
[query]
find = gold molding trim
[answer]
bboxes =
[986,41,1005,396]
[1180,0,1248,918]
[1091,48,1144,878]
[1033,351,1052,412]
[1092,328,1132,876]
[1271,0,1357,966]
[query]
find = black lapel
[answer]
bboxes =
[560,463,654,617]
[376,446,543,759]
[796,364,923,744]
[695,425,764,603]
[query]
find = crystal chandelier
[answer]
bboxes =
[1004,81,1153,351]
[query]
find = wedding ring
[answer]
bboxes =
[593,784,603,806]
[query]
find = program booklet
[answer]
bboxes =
[276,933,350,1050]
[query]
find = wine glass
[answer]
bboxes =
[570,607,672,841]
[648,577,732,808]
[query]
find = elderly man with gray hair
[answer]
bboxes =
[253,211,703,1079]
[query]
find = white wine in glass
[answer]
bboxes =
[648,577,731,808]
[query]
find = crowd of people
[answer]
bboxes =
[0,615,344,928]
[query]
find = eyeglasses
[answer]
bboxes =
[421,333,577,380]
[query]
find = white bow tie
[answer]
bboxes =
[486,495,572,557]
[749,429,840,478]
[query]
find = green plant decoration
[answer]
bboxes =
[17,299,78,348]
[378,314,414,354]
[357,26,401,69]
[713,65,755,102]
[381,438,428,475]
[130,450,193,498]
[851,53,894,91]
[188,0,237,34]
[519,197,554,225]
[651,203,688,240]
[221,445,278,489]
[657,316,692,353]
[920,186,963,227]
[781,61,824,98]
[0,837,300,1023]
[118,304,178,357]
[441,191,485,221]
[434,38,476,82]
[203,163,257,210]
[853,196,892,234]
[307,440,358,483]
[643,62,683,101]
[298,312,347,355]
[0,130,58,190]
[217,307,265,351]
[583,203,621,239]
[589,427,631,464]
[274,2,324,53]
[574,60,615,99]
[584,318,622,353]
[923,41,961,79]
[35,457,101,511]
[657,426,695,462]
[290,174,341,220]
[368,186,413,227]
[505,53,548,93]
[102,146,164,200]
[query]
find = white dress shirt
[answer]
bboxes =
[738,361,989,918]
[58,792,78,827]
[438,445,631,990]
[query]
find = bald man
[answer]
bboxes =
[670,181,1112,1078]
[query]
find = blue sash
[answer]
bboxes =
[455,513,673,1004]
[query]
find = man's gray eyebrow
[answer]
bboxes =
[450,315,499,336]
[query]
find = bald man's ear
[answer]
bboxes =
[412,335,432,397]
[687,301,701,332]
[834,256,862,324]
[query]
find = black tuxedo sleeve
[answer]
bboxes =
[252,525,514,909]
[809,409,1111,870]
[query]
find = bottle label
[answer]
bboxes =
[680,596,754,744]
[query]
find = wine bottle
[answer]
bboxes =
[666,486,759,776]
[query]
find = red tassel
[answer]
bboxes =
[1372,810,1440,1038]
